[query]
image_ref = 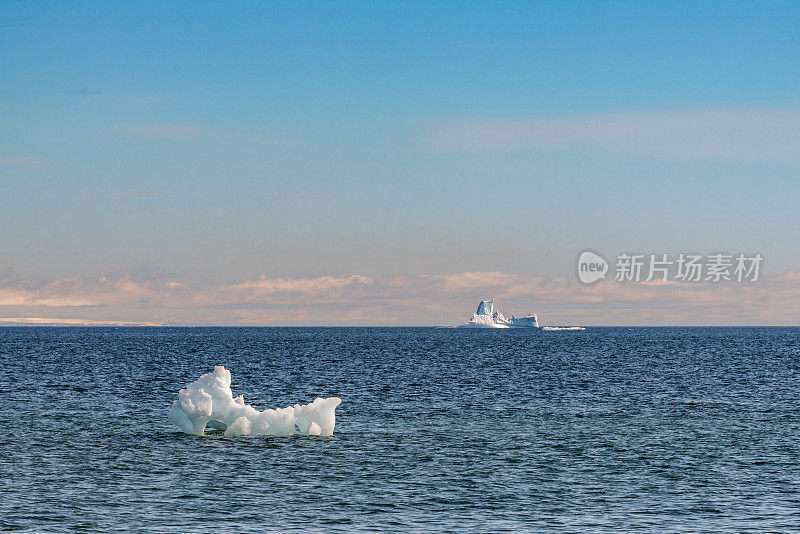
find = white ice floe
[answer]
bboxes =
[542,326,586,331]
[168,366,341,437]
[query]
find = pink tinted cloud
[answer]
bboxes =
[120,124,208,137]
[422,107,800,161]
[0,269,798,326]
[0,156,52,168]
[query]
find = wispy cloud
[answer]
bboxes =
[421,107,800,161]
[265,191,364,202]
[118,124,208,137]
[65,88,101,96]
[268,192,324,199]
[126,191,168,196]
[0,317,162,326]
[0,156,52,168]
[124,95,171,105]
[0,268,798,326]
[214,275,374,306]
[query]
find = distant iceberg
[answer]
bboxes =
[456,299,540,329]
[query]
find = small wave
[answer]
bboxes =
[682,399,730,406]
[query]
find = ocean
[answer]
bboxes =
[1,326,799,532]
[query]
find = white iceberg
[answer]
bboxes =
[168,366,341,437]
[456,299,540,329]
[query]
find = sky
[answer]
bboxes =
[1,1,800,326]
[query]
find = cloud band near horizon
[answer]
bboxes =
[0,268,798,327]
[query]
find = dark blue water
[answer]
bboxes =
[1,327,799,532]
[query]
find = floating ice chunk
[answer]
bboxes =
[168,366,341,437]
[294,397,341,436]
[224,416,251,437]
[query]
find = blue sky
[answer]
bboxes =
[2,1,799,325]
